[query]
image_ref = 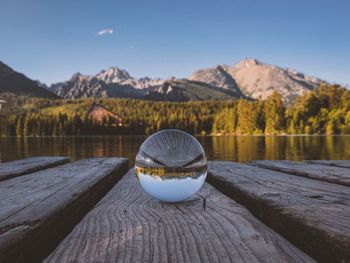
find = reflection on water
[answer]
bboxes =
[1,135,350,164]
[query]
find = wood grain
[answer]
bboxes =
[252,160,350,187]
[207,161,350,263]
[307,160,350,169]
[45,169,313,263]
[0,156,69,181]
[0,157,129,263]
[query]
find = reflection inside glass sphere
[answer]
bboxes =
[135,129,207,202]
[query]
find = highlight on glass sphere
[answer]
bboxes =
[135,129,207,202]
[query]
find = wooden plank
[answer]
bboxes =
[252,160,350,187]
[207,161,350,263]
[308,160,350,169]
[45,169,314,263]
[0,157,129,263]
[0,157,69,181]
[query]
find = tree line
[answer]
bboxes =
[0,98,232,136]
[0,84,349,136]
[212,84,350,135]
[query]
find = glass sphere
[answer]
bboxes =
[135,129,207,202]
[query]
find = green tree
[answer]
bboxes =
[264,92,285,134]
[16,115,24,136]
[236,100,262,135]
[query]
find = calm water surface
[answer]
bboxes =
[1,135,350,165]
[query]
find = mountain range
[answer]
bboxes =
[0,58,327,103]
[50,68,239,102]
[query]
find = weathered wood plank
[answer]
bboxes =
[252,160,350,187]
[45,169,314,263]
[0,156,70,181]
[308,160,350,169]
[0,157,129,263]
[207,161,350,263]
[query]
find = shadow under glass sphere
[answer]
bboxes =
[135,129,207,202]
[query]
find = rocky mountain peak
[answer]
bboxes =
[70,72,87,82]
[189,65,243,96]
[235,58,262,68]
[225,58,325,103]
[187,58,327,103]
[97,67,131,83]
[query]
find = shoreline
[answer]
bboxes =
[1,134,350,138]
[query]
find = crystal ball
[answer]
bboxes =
[135,129,207,202]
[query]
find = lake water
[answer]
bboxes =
[1,135,350,165]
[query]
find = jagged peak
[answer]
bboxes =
[70,72,82,79]
[215,64,227,72]
[107,66,129,74]
[190,64,231,79]
[235,58,263,67]
[96,66,131,82]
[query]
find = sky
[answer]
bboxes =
[0,0,349,86]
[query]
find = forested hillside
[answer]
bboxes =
[0,84,349,136]
[213,84,350,135]
[0,97,232,136]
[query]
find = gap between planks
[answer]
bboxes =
[252,160,350,187]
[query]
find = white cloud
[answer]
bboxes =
[96,29,113,36]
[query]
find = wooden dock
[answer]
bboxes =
[0,158,349,262]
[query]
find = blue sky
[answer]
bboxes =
[1,0,349,85]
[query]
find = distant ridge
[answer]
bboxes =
[0,59,327,103]
[50,68,243,101]
[50,58,326,103]
[0,61,58,99]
